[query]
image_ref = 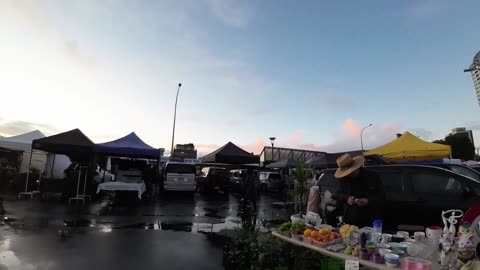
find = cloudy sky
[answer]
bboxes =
[1,0,479,156]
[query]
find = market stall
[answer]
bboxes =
[272,221,442,269]
[29,128,95,202]
[272,207,480,270]
[94,132,161,199]
[200,142,260,165]
[363,132,451,162]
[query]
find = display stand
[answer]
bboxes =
[69,166,90,204]
[272,231,440,270]
[18,154,43,199]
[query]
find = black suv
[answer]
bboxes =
[198,167,229,192]
[318,165,480,230]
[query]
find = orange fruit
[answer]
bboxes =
[303,229,312,237]
[319,228,331,235]
[311,231,319,239]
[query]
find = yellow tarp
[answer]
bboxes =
[363,131,451,162]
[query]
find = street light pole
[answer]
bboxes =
[269,137,276,163]
[360,124,372,152]
[171,83,182,157]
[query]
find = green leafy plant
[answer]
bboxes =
[277,222,292,236]
[290,221,305,234]
[290,164,311,214]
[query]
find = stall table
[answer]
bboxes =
[97,181,146,199]
[272,231,440,270]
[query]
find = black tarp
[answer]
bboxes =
[306,151,363,168]
[265,158,301,168]
[200,142,259,164]
[95,132,160,159]
[32,129,94,161]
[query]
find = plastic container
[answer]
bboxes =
[373,219,383,234]
[291,232,303,241]
[302,235,313,244]
[312,238,329,248]
[402,257,432,270]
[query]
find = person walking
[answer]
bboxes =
[335,154,385,227]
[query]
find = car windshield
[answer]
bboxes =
[450,165,480,181]
[210,168,226,175]
[269,174,281,180]
[165,164,196,174]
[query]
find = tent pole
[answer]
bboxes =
[50,154,56,178]
[24,149,33,192]
[82,166,88,196]
[76,167,81,198]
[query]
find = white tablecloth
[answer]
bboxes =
[97,181,146,199]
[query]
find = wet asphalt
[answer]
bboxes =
[0,191,290,270]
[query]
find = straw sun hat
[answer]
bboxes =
[334,154,365,179]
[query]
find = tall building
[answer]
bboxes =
[465,50,480,106]
[451,127,474,146]
[172,143,197,159]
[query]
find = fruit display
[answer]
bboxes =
[303,227,342,248]
[339,224,359,238]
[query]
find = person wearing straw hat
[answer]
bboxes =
[335,154,385,227]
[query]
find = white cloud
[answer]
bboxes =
[0,0,277,148]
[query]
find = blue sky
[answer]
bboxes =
[0,0,479,155]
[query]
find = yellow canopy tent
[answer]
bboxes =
[363,131,451,162]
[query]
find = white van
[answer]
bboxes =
[163,162,196,191]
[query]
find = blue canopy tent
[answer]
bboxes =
[95,132,161,159]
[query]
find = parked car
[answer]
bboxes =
[259,171,283,192]
[317,165,480,230]
[162,162,196,192]
[400,161,480,182]
[197,167,229,192]
[64,163,114,183]
[432,164,480,182]
[228,169,259,193]
[229,169,246,192]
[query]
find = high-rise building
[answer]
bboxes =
[465,50,480,106]
[451,127,474,146]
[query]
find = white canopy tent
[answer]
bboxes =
[0,130,70,177]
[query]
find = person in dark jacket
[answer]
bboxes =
[335,154,385,227]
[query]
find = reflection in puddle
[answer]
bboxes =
[0,238,55,270]
[4,215,277,235]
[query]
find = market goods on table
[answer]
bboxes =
[273,220,446,269]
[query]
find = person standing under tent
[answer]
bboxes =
[335,154,385,228]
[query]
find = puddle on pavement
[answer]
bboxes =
[1,214,280,236]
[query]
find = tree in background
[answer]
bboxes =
[434,134,475,160]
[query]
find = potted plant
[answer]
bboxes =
[289,164,311,219]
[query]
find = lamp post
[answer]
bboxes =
[360,124,372,152]
[269,137,276,163]
[171,83,182,157]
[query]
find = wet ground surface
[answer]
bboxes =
[0,191,290,270]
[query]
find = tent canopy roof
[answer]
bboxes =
[266,158,301,168]
[2,130,45,143]
[363,131,451,162]
[32,129,94,159]
[0,130,45,151]
[95,132,160,159]
[306,151,364,168]
[201,142,260,164]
